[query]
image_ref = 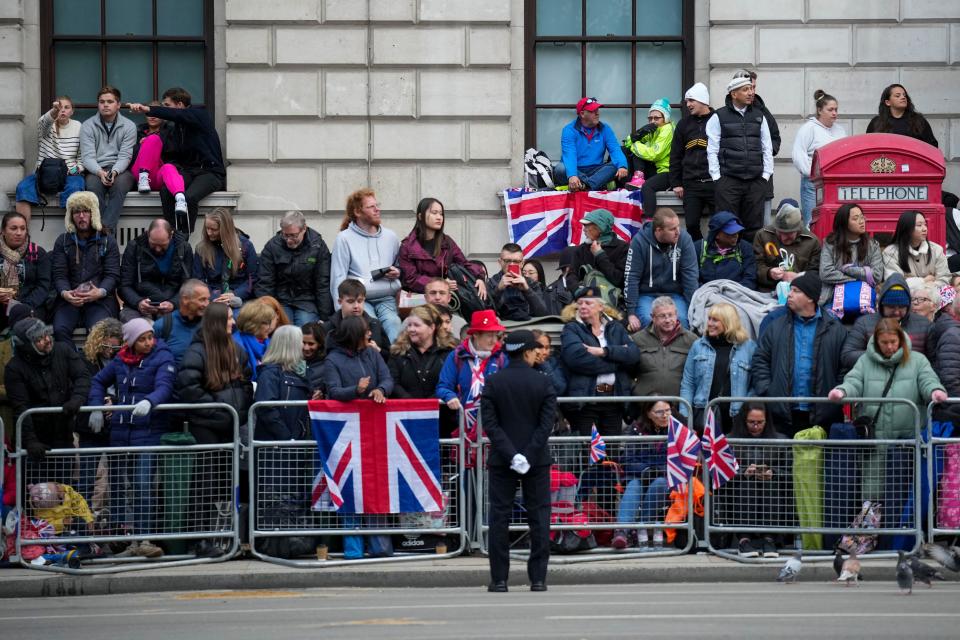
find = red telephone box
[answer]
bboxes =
[811,133,946,244]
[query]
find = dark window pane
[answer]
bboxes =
[158,43,205,104]
[586,43,631,104]
[53,0,101,35]
[106,43,153,103]
[587,0,631,37]
[536,109,570,162]
[157,0,204,36]
[54,43,102,105]
[536,0,580,36]
[635,42,682,104]
[636,0,682,36]
[105,0,153,36]
[535,43,581,104]
[72,108,99,124]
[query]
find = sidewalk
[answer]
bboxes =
[0,552,917,598]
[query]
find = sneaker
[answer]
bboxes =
[652,529,664,549]
[761,537,779,559]
[624,171,645,191]
[194,540,224,558]
[611,530,629,550]
[114,541,141,558]
[637,530,650,549]
[738,537,759,558]
[137,170,151,193]
[174,193,188,214]
[138,540,164,558]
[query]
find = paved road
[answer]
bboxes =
[1,582,957,639]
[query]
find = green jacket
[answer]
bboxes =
[836,340,942,439]
[624,122,675,174]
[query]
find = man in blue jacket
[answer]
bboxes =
[624,208,699,331]
[694,211,757,289]
[556,97,628,192]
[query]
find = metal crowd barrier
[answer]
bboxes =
[477,396,697,564]
[704,396,922,563]
[926,400,960,541]
[14,403,241,574]
[247,400,467,568]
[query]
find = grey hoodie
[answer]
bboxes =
[79,113,137,174]
[624,220,699,310]
[330,221,401,307]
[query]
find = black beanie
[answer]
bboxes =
[791,271,821,304]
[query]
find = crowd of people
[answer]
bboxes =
[1,73,958,563]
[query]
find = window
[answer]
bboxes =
[41,0,213,121]
[525,0,693,161]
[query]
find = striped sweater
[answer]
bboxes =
[36,112,83,173]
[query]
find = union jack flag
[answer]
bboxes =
[309,399,444,514]
[589,425,607,464]
[666,415,701,489]
[702,407,739,490]
[503,189,644,258]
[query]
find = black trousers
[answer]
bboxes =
[567,401,624,437]
[714,175,767,242]
[680,179,716,242]
[640,173,672,218]
[159,168,225,235]
[488,464,550,584]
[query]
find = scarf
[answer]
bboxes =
[462,338,496,434]
[582,209,616,245]
[235,332,269,381]
[0,236,26,291]
[657,321,684,346]
[118,344,147,366]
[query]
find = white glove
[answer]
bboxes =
[131,399,152,417]
[88,411,104,434]
[510,453,530,475]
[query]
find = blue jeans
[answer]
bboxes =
[617,477,669,524]
[282,306,320,327]
[109,453,158,535]
[16,173,85,207]
[799,176,815,227]
[634,294,689,329]
[553,162,618,191]
[365,296,402,343]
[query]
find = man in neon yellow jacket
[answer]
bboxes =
[623,97,675,217]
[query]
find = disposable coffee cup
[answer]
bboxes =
[316,544,328,561]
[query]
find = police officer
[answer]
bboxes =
[481,329,557,593]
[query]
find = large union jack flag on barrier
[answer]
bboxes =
[309,399,444,514]
[702,407,739,490]
[503,189,644,258]
[666,415,701,489]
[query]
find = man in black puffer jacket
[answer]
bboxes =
[5,317,90,459]
[119,218,193,321]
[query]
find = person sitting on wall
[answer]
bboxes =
[554,97,629,192]
[118,218,194,322]
[622,98,676,213]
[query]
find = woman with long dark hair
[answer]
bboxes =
[301,321,326,398]
[0,211,51,328]
[193,207,259,309]
[323,315,393,403]
[819,203,884,310]
[397,197,487,298]
[882,210,950,287]
[866,84,938,148]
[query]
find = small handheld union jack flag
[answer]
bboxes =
[589,425,607,464]
[703,407,739,490]
[666,415,701,489]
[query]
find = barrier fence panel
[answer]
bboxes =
[926,400,960,541]
[14,404,240,574]
[478,396,696,563]
[247,401,467,568]
[704,396,922,563]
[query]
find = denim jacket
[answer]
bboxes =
[679,336,756,417]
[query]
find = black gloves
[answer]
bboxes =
[633,123,657,141]
[27,442,49,460]
[63,397,84,418]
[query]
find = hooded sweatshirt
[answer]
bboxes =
[694,211,757,288]
[330,221,401,306]
[791,116,847,178]
[624,220,699,310]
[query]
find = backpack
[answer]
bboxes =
[838,500,882,555]
[447,262,491,322]
[37,158,68,194]
[524,148,555,189]
[578,265,622,309]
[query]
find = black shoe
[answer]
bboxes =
[738,538,759,558]
[530,582,547,592]
[761,537,780,559]
[487,581,508,593]
[194,540,224,558]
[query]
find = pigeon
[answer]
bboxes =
[910,556,946,588]
[837,551,861,587]
[896,551,914,595]
[833,548,844,578]
[923,543,960,572]
[777,550,802,583]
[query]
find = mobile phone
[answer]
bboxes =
[148,301,161,307]
[507,263,521,277]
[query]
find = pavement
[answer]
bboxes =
[1,549,947,598]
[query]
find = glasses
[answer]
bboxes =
[99,343,122,352]
[73,209,91,215]
[584,97,599,105]
[501,258,522,265]
[651,409,672,417]
[281,228,304,240]
[912,297,932,304]
[648,115,664,121]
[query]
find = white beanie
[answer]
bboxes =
[684,82,709,106]
[726,76,752,94]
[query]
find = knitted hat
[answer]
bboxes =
[726,75,752,94]
[684,82,710,106]
[790,271,821,304]
[122,317,154,345]
[881,285,911,307]
[649,98,672,122]
[774,201,805,233]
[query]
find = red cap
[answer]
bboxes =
[576,97,603,114]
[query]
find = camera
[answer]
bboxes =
[370,267,391,281]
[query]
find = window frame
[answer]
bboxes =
[39,0,215,113]
[523,0,694,150]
